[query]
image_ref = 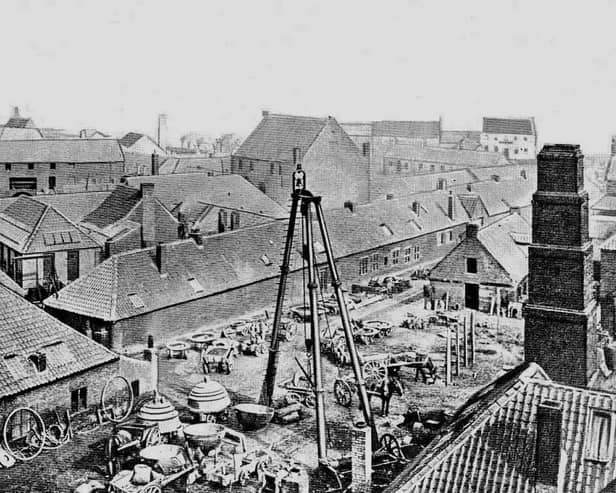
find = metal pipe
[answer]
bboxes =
[259,192,300,406]
[313,199,376,436]
[303,198,328,460]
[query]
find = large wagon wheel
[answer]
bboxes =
[333,379,353,407]
[100,375,134,423]
[142,426,161,447]
[304,393,316,409]
[3,407,45,461]
[363,360,387,388]
[140,485,162,493]
[379,433,404,460]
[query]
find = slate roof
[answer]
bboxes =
[0,139,124,163]
[482,117,535,135]
[82,185,142,229]
[451,177,536,218]
[0,196,100,253]
[0,283,117,399]
[5,117,34,129]
[123,174,287,218]
[118,132,144,148]
[440,130,481,145]
[386,362,616,493]
[0,269,27,297]
[234,113,328,162]
[373,120,441,140]
[370,169,478,200]
[44,190,466,321]
[593,195,616,213]
[158,156,230,175]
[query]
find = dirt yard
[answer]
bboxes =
[0,290,524,492]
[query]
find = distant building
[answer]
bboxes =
[0,107,43,140]
[385,362,616,493]
[123,173,288,235]
[119,132,166,156]
[480,117,537,160]
[429,213,530,312]
[158,155,230,175]
[79,129,110,139]
[525,144,599,388]
[0,196,101,300]
[0,139,125,197]
[45,190,467,349]
[232,112,369,208]
[80,183,179,257]
[439,130,481,150]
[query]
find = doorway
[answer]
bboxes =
[465,283,479,310]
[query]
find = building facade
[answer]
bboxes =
[0,139,125,197]
[480,117,537,160]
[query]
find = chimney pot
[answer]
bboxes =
[151,153,160,175]
[466,223,479,238]
[12,106,19,118]
[262,110,270,117]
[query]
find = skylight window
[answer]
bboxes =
[188,277,204,293]
[261,254,272,266]
[585,409,615,462]
[314,241,325,254]
[379,224,393,236]
[128,293,145,309]
[43,230,80,246]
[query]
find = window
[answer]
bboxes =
[413,245,420,260]
[585,409,614,462]
[71,387,88,412]
[514,149,519,154]
[371,253,379,272]
[128,293,145,309]
[230,212,240,230]
[28,163,34,170]
[67,249,79,282]
[396,161,402,173]
[188,277,204,293]
[441,165,446,171]
[466,258,478,273]
[524,136,528,141]
[249,161,254,171]
[131,380,140,397]
[270,163,275,175]
[430,165,435,172]
[50,163,56,170]
[238,159,243,170]
[28,352,47,372]
[418,163,423,171]
[404,247,411,263]
[5,164,10,171]
[359,257,369,275]
[449,230,454,243]
[392,249,400,265]
[48,176,56,189]
[484,145,488,151]
[495,146,499,152]
[362,142,370,156]
[278,164,282,175]
[380,224,393,236]
[260,254,272,266]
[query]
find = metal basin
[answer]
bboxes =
[182,423,225,452]
[234,403,274,431]
[139,444,184,462]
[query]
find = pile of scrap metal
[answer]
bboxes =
[352,276,411,296]
[276,369,315,424]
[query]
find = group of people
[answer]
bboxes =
[423,284,447,311]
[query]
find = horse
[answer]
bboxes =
[366,375,404,416]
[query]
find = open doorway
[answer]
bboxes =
[465,283,479,310]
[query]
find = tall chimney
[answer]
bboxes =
[155,243,166,273]
[262,110,270,118]
[534,400,563,492]
[12,106,19,118]
[611,135,616,157]
[79,129,87,139]
[151,153,160,176]
[141,183,156,247]
[157,114,168,149]
[447,190,455,220]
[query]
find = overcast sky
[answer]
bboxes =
[2,0,615,152]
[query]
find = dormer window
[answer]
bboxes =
[187,277,204,293]
[585,409,615,462]
[260,254,272,266]
[379,224,393,236]
[128,293,145,309]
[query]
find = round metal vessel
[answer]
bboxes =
[187,377,231,415]
[234,403,274,431]
[183,423,225,452]
[137,393,182,434]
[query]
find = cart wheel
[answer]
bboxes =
[3,408,45,462]
[379,433,404,460]
[363,360,387,388]
[304,393,316,409]
[140,486,162,493]
[286,392,302,405]
[143,426,161,447]
[333,379,353,407]
[204,414,217,423]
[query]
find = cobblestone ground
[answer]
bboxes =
[0,287,523,492]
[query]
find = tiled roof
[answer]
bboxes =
[158,156,230,175]
[0,139,124,163]
[440,130,481,146]
[0,196,100,253]
[118,132,144,148]
[234,113,328,162]
[0,283,117,399]
[477,213,530,284]
[123,174,287,218]
[593,195,616,212]
[370,169,478,200]
[0,269,26,297]
[482,117,535,135]
[468,161,536,182]
[82,185,142,229]
[383,144,509,168]
[386,362,616,493]
[45,191,466,321]
[5,117,33,129]
[373,120,440,139]
[340,122,373,137]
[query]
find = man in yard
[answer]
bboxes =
[423,284,431,309]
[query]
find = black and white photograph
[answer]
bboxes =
[0,1,615,491]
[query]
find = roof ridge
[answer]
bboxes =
[23,202,50,252]
[109,256,119,320]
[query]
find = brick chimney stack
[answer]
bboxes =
[141,183,156,247]
[466,222,479,239]
[524,144,599,388]
[351,421,372,493]
[157,114,168,150]
[151,153,160,176]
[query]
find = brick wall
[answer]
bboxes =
[532,192,589,247]
[0,161,124,198]
[351,423,372,493]
[0,360,119,417]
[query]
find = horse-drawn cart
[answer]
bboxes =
[201,346,235,374]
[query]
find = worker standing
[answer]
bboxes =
[423,284,431,309]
